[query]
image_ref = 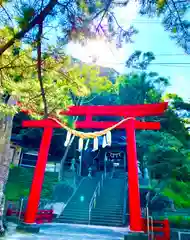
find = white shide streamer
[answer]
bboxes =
[64,131,72,147]
[106,131,112,146]
[78,138,84,152]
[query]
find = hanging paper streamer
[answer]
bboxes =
[78,138,84,152]
[92,137,98,152]
[102,135,107,148]
[64,131,72,147]
[106,131,112,146]
[84,139,90,151]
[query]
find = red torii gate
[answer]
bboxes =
[21,102,168,232]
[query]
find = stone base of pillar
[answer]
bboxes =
[124,232,148,240]
[16,222,40,233]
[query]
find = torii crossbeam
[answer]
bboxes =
[21,102,168,232]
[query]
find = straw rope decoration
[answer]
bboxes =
[49,117,135,139]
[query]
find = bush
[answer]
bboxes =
[168,216,190,229]
[162,180,190,208]
[5,167,58,201]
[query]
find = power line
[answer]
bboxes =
[154,53,189,56]
[151,62,190,65]
[96,60,190,68]
[131,21,162,24]
[98,61,190,65]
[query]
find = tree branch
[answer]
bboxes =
[0,4,15,28]
[0,0,58,56]
[96,0,113,32]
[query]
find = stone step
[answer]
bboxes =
[61,210,89,216]
[58,218,89,224]
[59,216,88,221]
[92,209,123,214]
[63,205,89,210]
[90,220,123,227]
[96,198,124,202]
[66,201,90,206]
[94,204,123,209]
[91,216,123,222]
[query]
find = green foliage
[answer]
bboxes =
[0,28,113,120]
[126,51,155,70]
[0,0,9,5]
[137,131,188,180]
[0,0,189,56]
[156,0,167,9]
[168,216,190,228]
[116,72,169,105]
[116,71,190,186]
[162,109,189,146]
[163,181,190,208]
[5,167,58,201]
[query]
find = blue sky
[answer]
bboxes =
[66,4,190,101]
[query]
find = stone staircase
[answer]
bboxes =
[58,176,100,224]
[112,169,126,179]
[90,176,126,227]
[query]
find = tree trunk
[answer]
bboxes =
[58,135,75,181]
[0,97,16,235]
[58,112,81,182]
[37,22,48,118]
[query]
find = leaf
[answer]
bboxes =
[172,27,177,33]
[96,1,102,8]
[157,0,166,9]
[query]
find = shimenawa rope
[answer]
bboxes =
[48,117,135,139]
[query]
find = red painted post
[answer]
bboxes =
[126,118,142,231]
[163,219,170,240]
[24,127,53,224]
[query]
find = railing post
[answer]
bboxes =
[18,198,24,224]
[149,216,154,240]
[146,207,150,237]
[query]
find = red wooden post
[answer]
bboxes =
[126,118,142,231]
[163,219,170,240]
[24,127,53,224]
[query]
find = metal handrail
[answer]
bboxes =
[149,216,154,240]
[146,207,154,240]
[57,177,85,218]
[88,174,106,224]
[17,198,24,223]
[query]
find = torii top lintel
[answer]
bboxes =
[60,102,168,117]
[22,102,168,130]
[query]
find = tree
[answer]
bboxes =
[116,71,169,105]
[0,96,16,236]
[125,51,155,70]
[0,27,113,232]
[58,62,115,181]
[139,0,190,53]
[0,0,138,56]
[115,71,190,182]
[136,130,188,180]
[0,0,189,56]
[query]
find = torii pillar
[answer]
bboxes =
[17,102,168,234]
